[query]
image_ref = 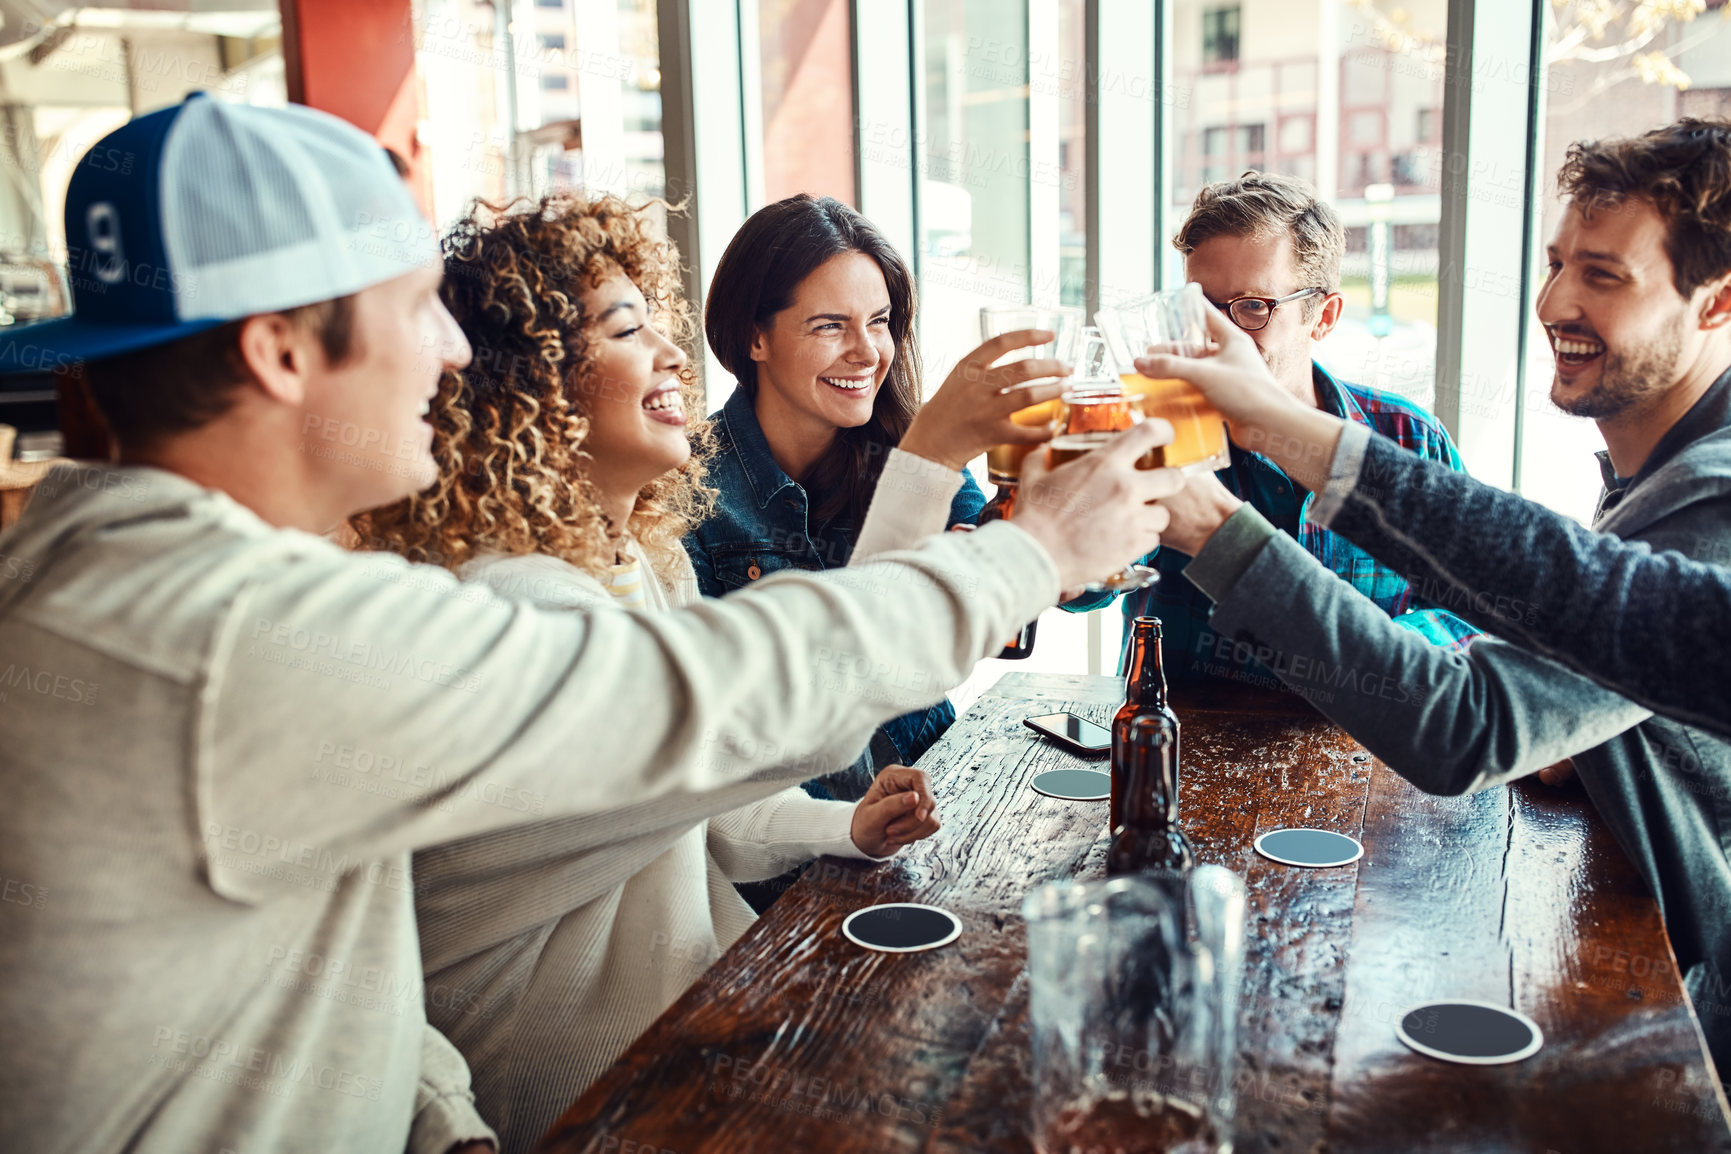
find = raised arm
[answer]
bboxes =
[1182,505,1652,795]
[204,424,1184,903]
[1309,427,1731,735]
[1139,301,1731,740]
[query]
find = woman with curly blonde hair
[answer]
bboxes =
[355,192,711,592]
[356,192,1066,1151]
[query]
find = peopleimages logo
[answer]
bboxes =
[247,616,486,694]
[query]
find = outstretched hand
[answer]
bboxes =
[1134,300,1299,435]
[1013,421,1186,591]
[899,329,1071,471]
[851,765,942,857]
[1135,299,1345,490]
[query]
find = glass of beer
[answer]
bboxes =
[1048,384,1160,593]
[1024,868,1246,1154]
[1096,284,1231,475]
[979,305,1085,485]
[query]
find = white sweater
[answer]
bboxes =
[0,456,1050,1154]
[414,449,969,1152]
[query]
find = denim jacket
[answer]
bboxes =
[685,388,986,795]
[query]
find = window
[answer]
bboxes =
[920,0,1031,358]
[416,0,665,227]
[1175,0,1445,410]
[1200,124,1264,185]
[758,0,855,204]
[1202,6,1240,66]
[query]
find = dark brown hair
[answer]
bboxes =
[353,193,713,585]
[82,297,355,449]
[1557,117,1731,298]
[704,194,920,528]
[1173,171,1344,311]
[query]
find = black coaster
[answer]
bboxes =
[841,903,963,953]
[1030,769,1113,801]
[1254,828,1364,868]
[1396,1000,1544,1065]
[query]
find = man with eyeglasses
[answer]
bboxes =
[1066,171,1477,689]
[1147,117,1731,1080]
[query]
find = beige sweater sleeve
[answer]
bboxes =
[853,448,968,561]
[408,1023,497,1154]
[706,788,881,882]
[204,518,1058,904]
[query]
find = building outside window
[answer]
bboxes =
[1174,0,1447,410]
[1203,6,1241,67]
[413,0,665,229]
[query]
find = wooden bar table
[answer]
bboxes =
[539,672,1730,1153]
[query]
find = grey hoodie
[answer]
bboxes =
[0,463,1056,1154]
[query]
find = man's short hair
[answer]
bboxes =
[1173,171,1345,308]
[1557,117,1731,299]
[83,297,356,449]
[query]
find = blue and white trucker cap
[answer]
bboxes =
[0,93,437,373]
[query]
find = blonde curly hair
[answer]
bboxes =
[355,193,715,587]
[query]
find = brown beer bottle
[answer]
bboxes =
[1111,616,1180,825]
[977,482,1037,660]
[1107,716,1194,876]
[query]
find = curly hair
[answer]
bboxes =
[1558,117,1731,298]
[354,193,715,588]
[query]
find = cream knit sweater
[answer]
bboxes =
[414,449,968,1152]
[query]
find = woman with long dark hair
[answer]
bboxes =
[688,194,1064,802]
[357,193,960,1150]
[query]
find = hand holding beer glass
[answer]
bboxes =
[1044,332,1162,592]
[977,306,1085,485]
[1097,285,1232,475]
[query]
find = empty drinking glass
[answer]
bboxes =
[1023,866,1246,1154]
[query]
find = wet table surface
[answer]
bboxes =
[538,672,1730,1153]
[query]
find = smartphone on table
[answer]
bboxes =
[1023,712,1112,757]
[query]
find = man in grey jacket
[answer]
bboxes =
[0,99,1181,1153]
[1148,118,1731,1077]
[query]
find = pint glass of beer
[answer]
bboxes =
[1097,285,1231,475]
[979,306,1085,485]
[1046,385,1160,593]
[1024,868,1246,1154]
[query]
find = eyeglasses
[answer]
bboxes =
[1210,287,1326,332]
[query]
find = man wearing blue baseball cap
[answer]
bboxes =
[0,96,1181,1152]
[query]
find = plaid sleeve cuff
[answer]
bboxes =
[1308,422,1372,528]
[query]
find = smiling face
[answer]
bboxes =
[1538,199,1696,421]
[571,273,693,504]
[1184,231,1338,404]
[749,250,896,437]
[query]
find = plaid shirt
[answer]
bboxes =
[1064,362,1482,685]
